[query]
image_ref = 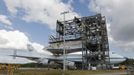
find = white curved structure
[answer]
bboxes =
[11,50,126,66]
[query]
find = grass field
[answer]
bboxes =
[0,69,126,75]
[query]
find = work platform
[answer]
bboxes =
[47,14,110,70]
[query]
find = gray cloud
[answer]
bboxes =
[4,0,79,29]
[0,37,8,44]
[88,0,134,52]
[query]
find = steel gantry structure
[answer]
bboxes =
[48,14,110,70]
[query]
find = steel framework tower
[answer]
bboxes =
[48,14,110,70]
[81,14,110,69]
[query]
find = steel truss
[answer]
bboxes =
[48,14,110,70]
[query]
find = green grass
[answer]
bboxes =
[68,70,125,75]
[0,69,126,75]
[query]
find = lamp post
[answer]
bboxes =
[60,11,69,72]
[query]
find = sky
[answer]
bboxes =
[0,0,134,63]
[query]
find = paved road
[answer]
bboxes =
[94,72,127,75]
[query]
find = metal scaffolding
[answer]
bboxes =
[81,14,110,69]
[48,14,110,70]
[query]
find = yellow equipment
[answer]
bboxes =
[119,65,127,70]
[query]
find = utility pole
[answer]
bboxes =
[60,11,69,72]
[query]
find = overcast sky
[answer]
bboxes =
[0,0,134,63]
